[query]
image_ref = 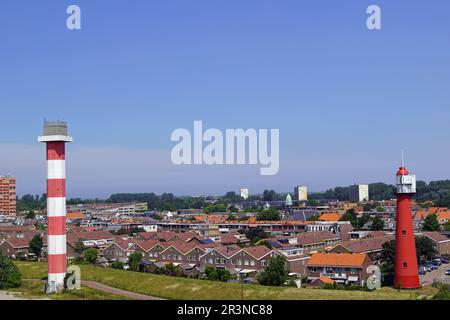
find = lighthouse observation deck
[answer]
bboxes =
[396,173,417,194]
[38,120,73,143]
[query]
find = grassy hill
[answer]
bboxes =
[14,261,437,300]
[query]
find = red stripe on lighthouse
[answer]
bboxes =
[47,179,66,197]
[47,142,66,160]
[48,254,67,273]
[47,216,66,235]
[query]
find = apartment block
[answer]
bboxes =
[294,186,308,201]
[349,184,369,203]
[0,176,16,214]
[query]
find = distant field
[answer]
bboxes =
[14,261,437,300]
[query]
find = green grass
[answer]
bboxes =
[10,279,128,300]
[14,261,437,300]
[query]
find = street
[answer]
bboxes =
[420,264,450,286]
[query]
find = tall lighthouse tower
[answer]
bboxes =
[38,121,72,293]
[394,159,420,289]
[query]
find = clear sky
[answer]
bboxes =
[1,1,449,198]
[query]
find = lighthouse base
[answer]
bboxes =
[46,273,66,294]
[394,275,421,290]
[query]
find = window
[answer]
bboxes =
[244,259,249,266]
[403,262,408,268]
[237,259,242,266]
[261,260,266,267]
[402,230,406,236]
[221,258,225,264]
[231,259,236,265]
[309,267,317,273]
[250,260,255,266]
[215,258,221,264]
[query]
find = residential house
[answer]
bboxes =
[422,232,450,256]
[306,252,373,287]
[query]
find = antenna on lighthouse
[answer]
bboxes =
[401,149,405,168]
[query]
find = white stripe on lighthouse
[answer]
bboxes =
[47,197,66,217]
[48,235,67,255]
[47,160,66,179]
[48,273,66,285]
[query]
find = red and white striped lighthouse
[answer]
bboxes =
[38,121,72,293]
[394,162,420,289]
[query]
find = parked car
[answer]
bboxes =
[426,262,438,270]
[432,259,442,266]
[446,269,450,276]
[419,265,430,272]
[419,267,428,275]
[438,257,449,264]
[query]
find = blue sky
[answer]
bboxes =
[1,1,449,197]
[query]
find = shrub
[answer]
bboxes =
[111,261,124,269]
[432,284,450,300]
[84,248,98,264]
[0,256,22,289]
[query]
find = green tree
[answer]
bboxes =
[28,235,44,259]
[203,204,227,214]
[25,211,36,219]
[245,227,268,244]
[340,209,358,228]
[370,217,385,231]
[204,266,231,282]
[381,236,437,274]
[357,215,371,229]
[111,261,124,269]
[74,238,86,255]
[380,240,396,273]
[257,255,289,286]
[128,252,143,271]
[416,236,437,261]
[422,213,440,231]
[0,256,22,289]
[84,248,98,264]
[443,221,450,232]
[262,190,277,201]
[256,208,280,221]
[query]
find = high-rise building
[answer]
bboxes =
[294,186,308,201]
[240,188,249,200]
[349,184,369,202]
[0,176,16,214]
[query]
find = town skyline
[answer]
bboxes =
[2,1,450,196]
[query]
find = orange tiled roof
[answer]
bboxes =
[319,213,342,222]
[318,276,335,284]
[66,212,86,220]
[437,211,450,221]
[308,252,369,267]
